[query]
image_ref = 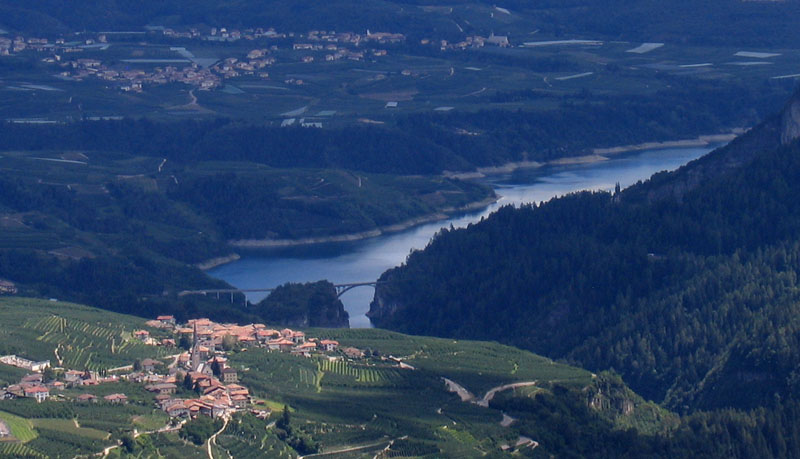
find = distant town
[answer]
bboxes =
[0,24,511,95]
[0,27,407,92]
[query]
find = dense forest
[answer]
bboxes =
[492,379,800,458]
[255,281,349,328]
[371,90,800,412]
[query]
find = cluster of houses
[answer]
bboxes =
[428,32,510,51]
[130,316,348,419]
[154,366,253,419]
[142,316,342,359]
[0,313,358,425]
[1,25,403,93]
[56,59,223,92]
[1,369,123,404]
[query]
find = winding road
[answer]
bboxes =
[441,378,540,453]
[207,415,230,459]
[442,378,538,407]
[476,381,538,407]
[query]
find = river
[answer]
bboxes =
[209,145,716,327]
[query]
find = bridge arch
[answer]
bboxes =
[334,282,378,298]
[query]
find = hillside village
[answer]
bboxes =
[0,315,358,424]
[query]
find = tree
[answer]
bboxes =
[42,366,55,383]
[210,359,222,378]
[183,372,194,391]
[179,334,192,350]
[222,334,237,352]
[179,416,221,445]
[277,405,291,432]
[121,433,136,453]
[133,359,142,372]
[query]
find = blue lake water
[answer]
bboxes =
[209,145,716,327]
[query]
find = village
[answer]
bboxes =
[0,22,516,96]
[0,26,404,93]
[0,314,363,424]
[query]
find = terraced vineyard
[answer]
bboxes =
[0,442,46,458]
[0,410,37,442]
[319,359,405,387]
[0,298,168,371]
[311,328,592,395]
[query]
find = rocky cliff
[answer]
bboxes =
[366,285,402,325]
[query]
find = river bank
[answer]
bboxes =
[208,133,739,258]
[592,131,742,155]
[195,254,241,270]
[224,195,499,250]
[444,131,741,180]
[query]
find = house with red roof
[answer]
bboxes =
[104,393,128,404]
[320,340,339,352]
[157,315,176,326]
[76,393,97,403]
[24,385,49,403]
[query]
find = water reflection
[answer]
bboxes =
[209,146,715,327]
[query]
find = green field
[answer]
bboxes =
[310,327,592,394]
[0,410,37,442]
[0,298,169,371]
[30,419,108,440]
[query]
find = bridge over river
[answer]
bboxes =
[178,281,385,300]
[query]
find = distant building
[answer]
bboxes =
[76,393,97,403]
[320,340,339,352]
[0,279,16,294]
[24,386,49,403]
[146,383,177,395]
[104,393,128,404]
[222,367,238,384]
[141,358,162,373]
[487,33,509,47]
[0,355,50,372]
[156,315,176,325]
[343,347,365,359]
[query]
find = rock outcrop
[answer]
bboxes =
[257,281,349,328]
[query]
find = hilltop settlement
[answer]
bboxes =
[0,315,351,422]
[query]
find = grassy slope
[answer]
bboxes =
[0,410,37,442]
[0,297,657,457]
[0,297,171,371]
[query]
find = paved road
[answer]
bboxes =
[298,437,398,458]
[207,415,229,459]
[477,381,537,407]
[442,378,476,402]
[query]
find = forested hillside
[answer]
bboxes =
[370,89,800,412]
